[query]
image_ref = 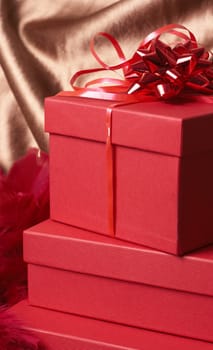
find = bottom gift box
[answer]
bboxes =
[24,220,213,343]
[11,299,213,350]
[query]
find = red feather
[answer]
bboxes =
[0,308,45,350]
[0,148,49,349]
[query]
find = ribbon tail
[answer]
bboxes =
[106,106,115,236]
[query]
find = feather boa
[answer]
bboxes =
[0,307,45,350]
[0,149,49,349]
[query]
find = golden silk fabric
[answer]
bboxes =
[0,0,213,171]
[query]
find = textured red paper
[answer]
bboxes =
[45,95,213,255]
[12,300,213,350]
[25,220,213,342]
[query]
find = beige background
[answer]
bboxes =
[0,0,213,171]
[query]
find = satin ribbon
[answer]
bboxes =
[60,24,213,236]
[69,23,213,100]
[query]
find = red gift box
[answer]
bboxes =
[45,95,213,255]
[12,299,213,350]
[24,220,213,342]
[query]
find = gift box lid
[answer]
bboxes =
[24,220,213,296]
[12,300,213,350]
[45,95,213,156]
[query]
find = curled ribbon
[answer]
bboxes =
[70,23,213,100]
[61,24,213,236]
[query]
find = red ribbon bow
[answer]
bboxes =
[70,23,213,100]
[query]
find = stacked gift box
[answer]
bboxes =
[12,94,213,349]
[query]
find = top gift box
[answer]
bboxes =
[45,24,213,255]
[45,96,213,255]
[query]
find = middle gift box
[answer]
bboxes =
[24,219,213,343]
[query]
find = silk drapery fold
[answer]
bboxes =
[0,0,213,171]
